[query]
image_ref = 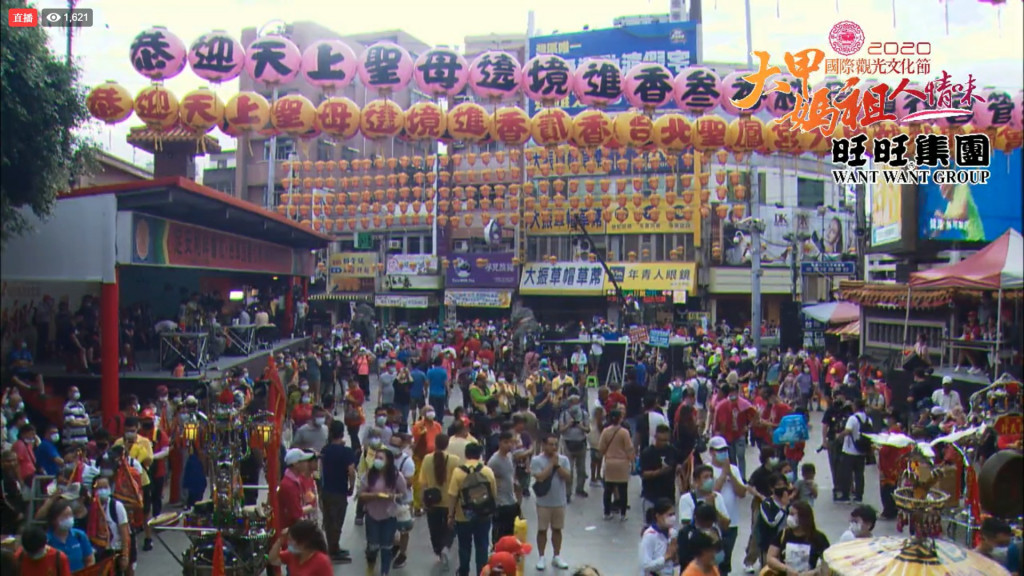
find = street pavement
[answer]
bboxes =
[138,382,901,576]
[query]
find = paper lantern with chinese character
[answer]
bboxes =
[178,87,224,133]
[725,117,766,153]
[245,35,301,85]
[489,106,531,146]
[673,67,722,115]
[719,71,765,116]
[994,126,1023,151]
[271,94,315,136]
[692,115,728,151]
[614,111,654,148]
[87,81,134,124]
[623,63,674,112]
[766,119,803,155]
[413,48,469,97]
[360,99,405,140]
[300,40,358,92]
[316,97,361,139]
[570,109,613,149]
[358,42,414,96]
[134,84,179,131]
[798,127,832,157]
[572,58,623,108]
[764,75,801,119]
[448,102,492,142]
[522,54,573,106]
[130,26,187,80]
[531,108,571,147]
[652,114,692,152]
[972,89,1014,131]
[400,101,445,142]
[468,51,522,101]
[187,31,245,83]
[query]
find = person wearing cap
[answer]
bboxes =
[707,434,747,575]
[931,377,962,413]
[924,406,949,440]
[278,448,318,532]
[139,408,169,552]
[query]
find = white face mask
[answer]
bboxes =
[314,417,326,426]
[786,514,799,529]
[849,521,862,536]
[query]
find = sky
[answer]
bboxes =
[36,0,1024,174]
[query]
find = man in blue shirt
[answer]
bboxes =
[47,501,94,572]
[634,357,648,390]
[34,424,63,477]
[410,363,428,412]
[426,357,449,417]
[320,421,357,562]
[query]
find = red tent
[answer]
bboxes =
[910,229,1024,290]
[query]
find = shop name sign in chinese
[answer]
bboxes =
[444,289,513,308]
[329,252,378,278]
[605,262,697,295]
[386,254,438,275]
[519,262,606,295]
[375,294,429,308]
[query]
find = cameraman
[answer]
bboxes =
[820,398,850,501]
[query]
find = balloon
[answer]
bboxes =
[358,42,414,96]
[271,94,316,136]
[570,109,614,148]
[491,107,532,146]
[692,115,729,151]
[413,48,469,97]
[130,26,187,81]
[86,81,134,124]
[972,88,1014,131]
[531,108,571,147]
[134,85,179,131]
[651,114,693,152]
[719,71,766,116]
[224,92,270,135]
[469,51,522,102]
[187,31,244,83]
[673,66,721,115]
[522,54,573,105]
[572,59,622,108]
[403,101,445,141]
[316,97,361,139]
[178,87,224,133]
[301,40,358,92]
[361,99,405,140]
[613,111,654,148]
[725,117,766,153]
[764,75,801,119]
[448,102,492,142]
[245,35,301,85]
[623,63,674,111]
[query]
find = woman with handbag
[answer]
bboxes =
[419,434,460,568]
[598,409,634,521]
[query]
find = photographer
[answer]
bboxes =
[820,398,850,501]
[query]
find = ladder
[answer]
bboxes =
[26,474,56,526]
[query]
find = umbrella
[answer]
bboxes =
[802,301,860,324]
[823,536,1009,576]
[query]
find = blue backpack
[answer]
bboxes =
[772,413,809,445]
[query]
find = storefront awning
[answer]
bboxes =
[827,320,861,339]
[309,292,372,302]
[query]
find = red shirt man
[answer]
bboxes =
[712,387,757,444]
[277,449,315,531]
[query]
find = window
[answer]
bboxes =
[407,236,421,254]
[264,138,295,162]
[317,141,333,161]
[797,177,825,208]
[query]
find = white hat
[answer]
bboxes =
[941,376,953,385]
[473,361,481,367]
[931,406,948,416]
[284,448,315,466]
[708,436,728,450]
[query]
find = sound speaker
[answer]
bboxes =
[780,301,803,351]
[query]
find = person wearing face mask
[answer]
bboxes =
[641,425,679,516]
[678,504,725,574]
[838,504,876,543]
[742,447,780,572]
[389,434,417,569]
[87,476,131,575]
[35,424,64,477]
[974,517,1014,564]
[358,448,407,576]
[412,407,443,514]
[292,383,314,429]
[139,408,168,553]
[268,520,334,576]
[15,524,72,574]
[638,498,680,576]
[319,422,357,563]
[764,500,829,576]
[2,388,26,428]
[12,424,38,484]
[45,499,95,571]
[112,395,141,439]
[679,465,731,530]
[279,449,318,533]
[354,428,387,527]
[755,474,791,569]
[710,382,757,480]
[558,395,591,499]
[293,406,330,453]
[63,386,90,447]
[343,380,367,453]
[379,360,398,409]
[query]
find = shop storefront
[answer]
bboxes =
[708,267,794,328]
[315,252,377,320]
[519,261,607,322]
[382,254,442,323]
[443,251,518,321]
[604,262,698,326]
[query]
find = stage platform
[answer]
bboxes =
[929,365,994,387]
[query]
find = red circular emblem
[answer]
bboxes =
[829,21,865,56]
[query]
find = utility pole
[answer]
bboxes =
[744,0,762,352]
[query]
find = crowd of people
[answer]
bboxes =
[1,316,1021,576]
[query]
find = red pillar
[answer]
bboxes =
[302,277,309,300]
[283,278,294,336]
[100,268,120,431]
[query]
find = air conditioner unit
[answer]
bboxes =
[387,240,402,251]
[453,240,470,253]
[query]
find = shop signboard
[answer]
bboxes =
[712,206,856,267]
[649,329,671,348]
[329,252,378,278]
[386,254,438,275]
[375,294,429,308]
[605,262,697,294]
[383,274,443,291]
[525,202,700,238]
[445,252,518,288]
[444,289,513,308]
[519,262,606,295]
[800,261,856,275]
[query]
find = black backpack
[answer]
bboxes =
[853,414,874,452]
[695,377,710,406]
[459,464,495,517]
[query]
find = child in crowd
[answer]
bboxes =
[794,463,818,508]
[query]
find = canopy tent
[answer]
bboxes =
[910,228,1023,290]
[827,320,861,341]
[803,301,860,324]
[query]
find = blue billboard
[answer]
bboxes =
[917,149,1022,243]
[527,22,699,115]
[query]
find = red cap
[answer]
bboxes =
[140,408,156,420]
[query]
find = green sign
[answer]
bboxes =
[354,233,373,250]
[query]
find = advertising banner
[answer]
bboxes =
[445,252,518,288]
[375,294,429,308]
[871,167,904,248]
[383,274,443,291]
[444,289,513,308]
[712,206,856,267]
[649,329,671,348]
[605,262,697,293]
[525,202,701,237]
[917,149,1022,243]
[528,22,698,114]
[329,252,378,278]
[519,262,606,295]
[131,214,310,275]
[386,254,438,275]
